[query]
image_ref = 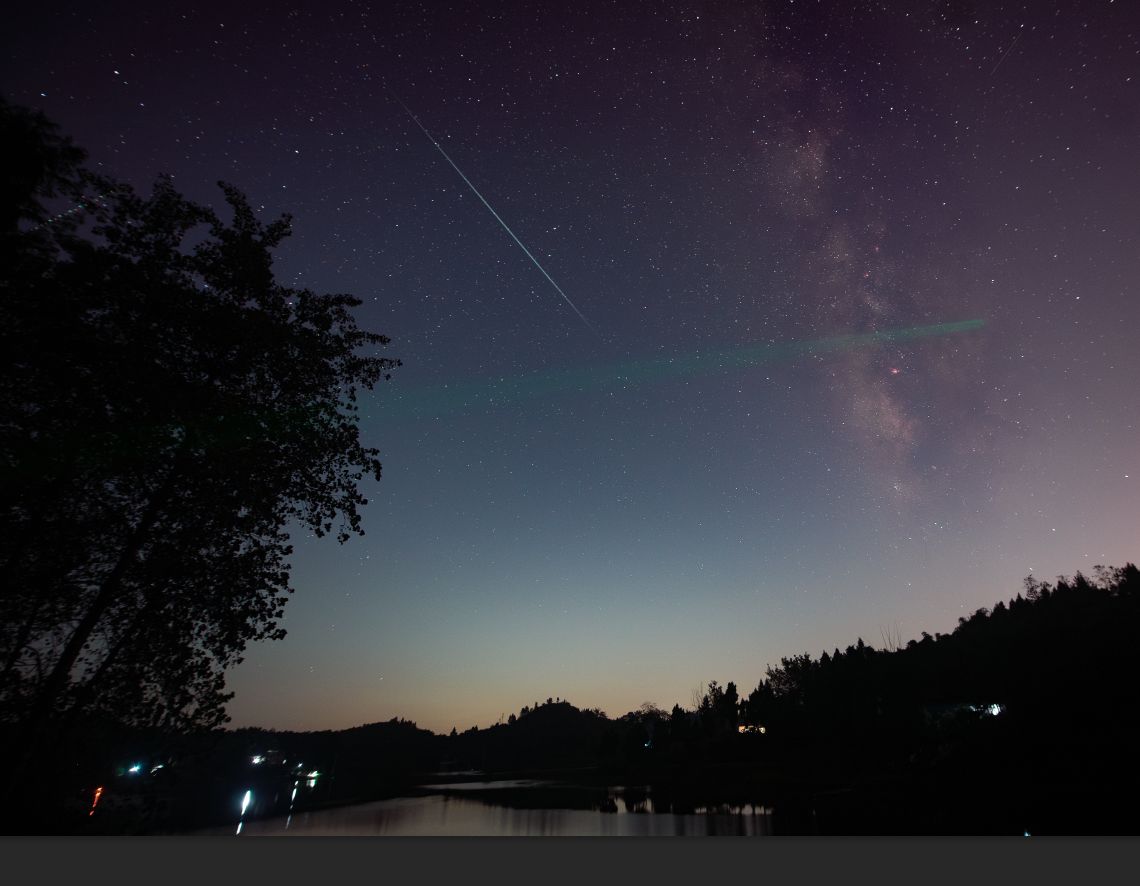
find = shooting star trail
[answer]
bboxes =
[387,87,599,337]
[989,28,1023,78]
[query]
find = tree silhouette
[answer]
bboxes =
[0,100,399,765]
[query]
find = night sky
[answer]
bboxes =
[5,0,1138,734]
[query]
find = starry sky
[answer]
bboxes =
[4,0,1138,734]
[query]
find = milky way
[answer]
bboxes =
[4,0,1136,732]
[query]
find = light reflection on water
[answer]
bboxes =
[205,782,773,836]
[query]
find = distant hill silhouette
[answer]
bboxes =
[9,563,1140,833]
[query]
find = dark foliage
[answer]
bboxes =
[445,699,610,773]
[0,99,399,777]
[20,562,1140,833]
[739,564,1140,760]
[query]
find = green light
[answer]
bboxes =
[382,319,986,418]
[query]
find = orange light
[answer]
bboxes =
[89,786,104,816]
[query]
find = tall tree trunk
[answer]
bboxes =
[5,443,189,795]
[2,596,44,680]
[0,447,92,675]
[41,603,157,768]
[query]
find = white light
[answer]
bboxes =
[240,790,252,816]
[251,755,263,765]
[307,770,320,778]
[128,764,141,774]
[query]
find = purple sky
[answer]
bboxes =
[5,0,1137,733]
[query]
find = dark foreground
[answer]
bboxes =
[6,730,1139,836]
[6,565,1139,835]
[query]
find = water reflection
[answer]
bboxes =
[205,781,773,836]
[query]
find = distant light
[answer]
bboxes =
[241,790,252,816]
[150,764,164,774]
[236,821,243,835]
[1024,830,1031,837]
[89,786,104,817]
[128,764,142,774]
[986,704,1005,717]
[307,771,320,778]
[251,755,263,765]
[759,726,767,734]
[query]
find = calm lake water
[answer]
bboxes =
[208,780,774,836]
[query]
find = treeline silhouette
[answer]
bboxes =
[446,564,1140,773]
[743,565,1140,758]
[30,563,1140,833]
[0,97,398,797]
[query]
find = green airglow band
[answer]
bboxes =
[383,318,985,417]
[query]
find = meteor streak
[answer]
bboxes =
[388,88,598,336]
[385,319,986,417]
[989,29,1023,78]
